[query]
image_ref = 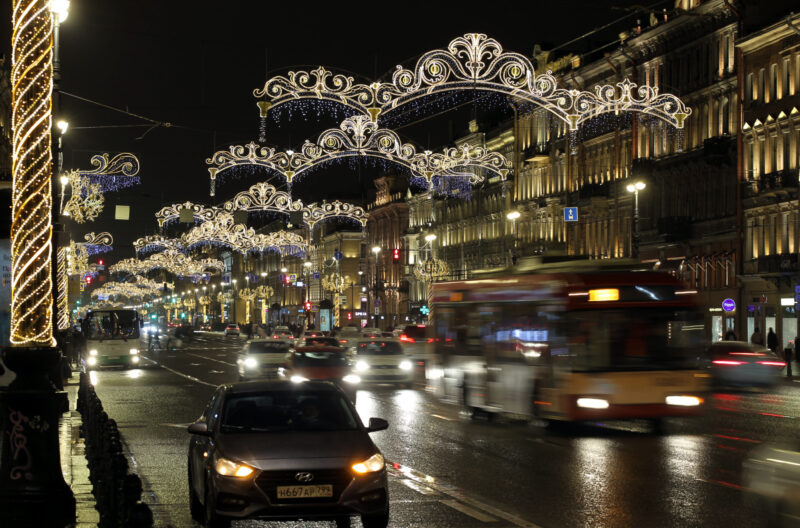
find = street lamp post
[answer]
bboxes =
[303,261,312,326]
[231,279,237,324]
[280,267,288,324]
[371,246,381,328]
[507,211,520,265]
[626,181,646,259]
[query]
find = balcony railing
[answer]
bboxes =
[755,254,798,274]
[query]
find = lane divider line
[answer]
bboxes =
[187,353,236,367]
[388,462,542,528]
[141,355,217,387]
[440,499,499,523]
[398,478,440,496]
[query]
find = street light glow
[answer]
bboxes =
[506,211,521,220]
[50,0,70,23]
[280,267,288,273]
[424,234,437,242]
[303,261,312,268]
[372,246,381,254]
[627,181,646,193]
[56,120,69,134]
[59,175,69,186]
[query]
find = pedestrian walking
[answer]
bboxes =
[750,327,764,346]
[787,338,796,377]
[724,328,737,341]
[767,327,778,352]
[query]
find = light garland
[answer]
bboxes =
[255,33,690,131]
[109,249,224,279]
[206,115,511,193]
[413,258,449,282]
[11,0,56,345]
[254,285,274,299]
[74,152,140,191]
[56,247,69,330]
[180,213,309,256]
[155,181,368,230]
[132,234,185,255]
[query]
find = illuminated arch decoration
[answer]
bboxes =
[180,213,309,256]
[156,182,368,230]
[255,34,690,131]
[206,115,511,194]
[109,249,224,279]
[133,234,185,255]
[261,230,308,257]
[82,231,114,254]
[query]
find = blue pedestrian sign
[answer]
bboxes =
[564,207,578,222]
[333,250,343,260]
[313,272,320,280]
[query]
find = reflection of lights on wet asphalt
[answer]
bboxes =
[356,392,380,422]
[574,438,611,505]
[664,435,704,520]
[89,370,99,386]
[127,369,143,379]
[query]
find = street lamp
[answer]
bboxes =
[231,279,237,323]
[626,181,646,259]
[507,211,521,264]
[303,261,312,325]
[280,267,288,323]
[371,247,381,327]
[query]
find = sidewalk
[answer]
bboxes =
[61,372,99,528]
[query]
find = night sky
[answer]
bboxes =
[1,0,671,263]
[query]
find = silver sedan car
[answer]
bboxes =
[187,380,389,528]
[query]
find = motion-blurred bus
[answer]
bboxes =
[427,257,708,426]
[82,308,142,369]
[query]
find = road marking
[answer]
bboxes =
[209,370,225,374]
[160,423,192,429]
[388,462,542,528]
[187,353,236,367]
[431,414,455,421]
[189,363,201,366]
[398,478,439,496]
[441,499,498,522]
[141,355,216,387]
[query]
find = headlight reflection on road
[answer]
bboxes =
[663,435,703,521]
[127,369,142,379]
[356,393,379,424]
[89,370,99,386]
[391,389,423,428]
[573,438,612,522]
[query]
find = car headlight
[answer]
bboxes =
[131,355,140,364]
[352,453,384,474]
[214,457,254,478]
[355,360,370,372]
[290,375,309,383]
[399,360,412,371]
[89,349,98,356]
[343,374,361,384]
[87,357,97,366]
[129,349,139,355]
[244,357,258,369]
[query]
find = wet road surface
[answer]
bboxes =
[86,333,799,527]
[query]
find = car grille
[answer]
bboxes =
[255,468,353,504]
[371,365,397,370]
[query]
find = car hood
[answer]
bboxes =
[218,429,376,467]
[292,366,351,379]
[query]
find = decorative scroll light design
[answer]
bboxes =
[217,291,233,304]
[74,152,141,190]
[413,258,450,282]
[255,33,690,131]
[206,115,511,193]
[11,0,55,345]
[156,181,368,230]
[63,170,104,223]
[182,297,196,310]
[238,288,257,302]
[133,234,185,255]
[109,249,224,279]
[262,230,307,257]
[181,213,308,256]
[255,285,274,299]
[198,295,212,306]
[91,277,171,301]
[65,233,114,280]
[82,231,114,254]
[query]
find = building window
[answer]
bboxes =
[758,68,765,104]
[745,73,754,103]
[770,64,778,103]
[784,57,791,98]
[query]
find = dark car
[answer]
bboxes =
[699,341,785,387]
[295,336,342,348]
[187,380,389,528]
[283,347,360,402]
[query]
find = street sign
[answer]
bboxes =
[374,298,381,307]
[564,207,578,222]
[339,294,347,304]
[313,272,320,280]
[288,273,297,282]
[333,250,343,260]
[722,298,736,312]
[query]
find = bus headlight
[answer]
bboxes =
[355,360,370,372]
[129,349,139,355]
[352,453,384,474]
[665,395,702,406]
[87,357,97,366]
[576,398,609,409]
[399,360,412,371]
[131,355,140,364]
[244,357,258,369]
[89,349,98,356]
[343,374,361,384]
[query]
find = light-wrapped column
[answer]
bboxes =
[56,246,68,330]
[11,0,56,346]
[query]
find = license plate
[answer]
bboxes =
[107,356,120,360]
[276,484,332,499]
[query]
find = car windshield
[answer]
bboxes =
[85,310,140,340]
[357,342,403,355]
[221,390,359,432]
[292,350,349,367]
[249,342,290,354]
[305,337,340,347]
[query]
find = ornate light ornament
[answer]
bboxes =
[261,230,308,257]
[155,182,368,230]
[180,213,308,256]
[413,258,450,282]
[82,232,114,254]
[255,33,690,131]
[238,288,257,302]
[133,234,185,255]
[109,249,224,279]
[198,295,212,306]
[62,153,141,224]
[321,274,353,328]
[91,277,169,301]
[254,285,274,299]
[56,247,69,330]
[206,115,511,193]
[182,297,196,310]
[62,171,104,223]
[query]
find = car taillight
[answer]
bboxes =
[339,340,347,344]
[757,361,786,367]
[399,334,415,343]
[427,338,435,343]
[712,360,745,366]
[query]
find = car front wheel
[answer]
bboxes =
[204,486,231,528]
[188,464,202,521]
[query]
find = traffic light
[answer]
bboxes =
[347,312,353,321]
[304,301,312,311]
[285,275,291,284]
[98,259,104,266]
[393,248,400,262]
[84,276,92,284]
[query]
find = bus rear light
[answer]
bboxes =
[576,398,609,409]
[712,360,745,366]
[399,334,415,343]
[757,361,786,367]
[665,395,703,406]
[588,288,619,302]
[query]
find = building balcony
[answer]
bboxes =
[753,254,798,274]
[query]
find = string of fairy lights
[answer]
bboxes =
[11,0,56,346]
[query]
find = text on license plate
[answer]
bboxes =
[276,484,333,499]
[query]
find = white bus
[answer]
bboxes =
[83,308,142,369]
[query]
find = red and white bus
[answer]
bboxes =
[426,258,709,425]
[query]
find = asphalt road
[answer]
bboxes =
[87,333,800,528]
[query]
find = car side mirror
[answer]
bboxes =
[366,417,389,433]
[187,422,212,436]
